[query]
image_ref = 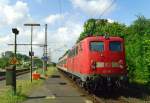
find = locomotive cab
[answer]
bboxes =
[88,36,128,88]
[57,35,128,90]
[89,36,127,74]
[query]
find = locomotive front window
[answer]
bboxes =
[109,41,122,51]
[90,42,104,51]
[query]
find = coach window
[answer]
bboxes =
[79,43,82,51]
[90,41,104,51]
[109,41,122,52]
[72,49,75,56]
[76,46,78,55]
[68,50,72,57]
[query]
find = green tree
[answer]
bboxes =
[77,17,150,84]
[77,19,127,42]
[33,57,43,68]
[0,57,9,69]
[126,16,150,83]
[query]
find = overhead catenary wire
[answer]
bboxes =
[58,0,62,16]
[89,0,116,36]
[58,0,63,27]
[99,0,116,18]
[99,0,116,36]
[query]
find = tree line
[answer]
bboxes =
[77,16,150,85]
[0,51,43,69]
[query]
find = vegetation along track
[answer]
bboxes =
[58,69,150,103]
[0,68,30,80]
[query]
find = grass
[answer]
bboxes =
[35,66,57,78]
[0,66,57,103]
[0,79,43,103]
[134,79,148,85]
[45,66,57,76]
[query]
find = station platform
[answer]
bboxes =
[23,70,93,103]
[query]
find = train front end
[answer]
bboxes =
[87,36,128,89]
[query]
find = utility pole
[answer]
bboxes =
[12,28,19,95]
[44,24,48,71]
[24,23,40,82]
[48,48,51,64]
[41,24,48,75]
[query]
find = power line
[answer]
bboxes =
[58,0,62,26]
[89,0,116,35]
[58,0,62,16]
[99,0,116,18]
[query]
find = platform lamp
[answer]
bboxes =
[11,28,19,95]
[24,23,40,82]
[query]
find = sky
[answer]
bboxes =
[0,0,149,62]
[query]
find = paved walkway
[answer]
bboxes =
[23,71,93,103]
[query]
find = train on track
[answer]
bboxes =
[57,35,128,91]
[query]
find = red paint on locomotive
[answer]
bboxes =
[57,36,127,82]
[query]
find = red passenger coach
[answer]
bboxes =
[57,35,128,90]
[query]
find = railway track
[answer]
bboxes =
[58,69,150,103]
[0,68,30,81]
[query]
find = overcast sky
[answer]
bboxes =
[0,0,149,62]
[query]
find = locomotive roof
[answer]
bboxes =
[73,36,123,49]
[82,36,123,42]
[58,36,123,61]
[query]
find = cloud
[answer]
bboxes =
[0,35,12,44]
[0,0,9,5]
[0,0,30,26]
[44,14,64,25]
[0,0,41,57]
[48,20,83,62]
[0,34,14,55]
[71,0,116,16]
[0,0,83,62]
[107,18,114,23]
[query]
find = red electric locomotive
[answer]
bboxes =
[57,35,128,91]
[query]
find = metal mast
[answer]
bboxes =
[24,23,40,82]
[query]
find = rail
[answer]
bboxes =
[0,68,30,81]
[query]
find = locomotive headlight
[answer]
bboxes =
[91,61,105,69]
[96,62,104,68]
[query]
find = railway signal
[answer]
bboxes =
[10,28,19,95]
[42,56,48,62]
[8,24,49,81]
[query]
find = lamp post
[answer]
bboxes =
[12,28,19,56]
[24,23,40,82]
[12,28,19,95]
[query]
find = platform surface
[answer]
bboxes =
[23,70,93,103]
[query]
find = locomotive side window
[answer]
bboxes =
[75,46,78,55]
[90,41,104,51]
[79,43,82,51]
[68,47,78,57]
[109,41,122,51]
